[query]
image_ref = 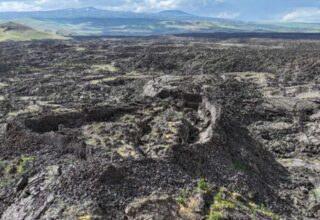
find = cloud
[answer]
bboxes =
[0,0,183,12]
[102,0,182,12]
[211,11,240,19]
[0,1,40,11]
[281,7,320,23]
[0,0,80,12]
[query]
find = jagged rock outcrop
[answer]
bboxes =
[0,37,319,219]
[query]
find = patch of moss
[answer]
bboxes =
[177,184,280,220]
[176,189,190,206]
[0,160,16,188]
[78,215,92,220]
[231,192,242,200]
[91,64,118,73]
[208,188,281,220]
[311,187,320,201]
[176,179,212,207]
[197,178,210,192]
[212,190,236,210]
[8,104,41,117]
[208,210,222,220]
[17,156,34,174]
[117,144,140,159]
[85,138,99,146]
[257,205,281,220]
[247,200,281,220]
[0,175,14,188]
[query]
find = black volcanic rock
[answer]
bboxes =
[0,37,319,219]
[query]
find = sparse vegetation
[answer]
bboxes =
[78,215,92,220]
[176,189,190,205]
[0,161,11,188]
[212,190,236,210]
[196,178,210,192]
[91,64,118,73]
[16,156,34,174]
[0,22,64,42]
[176,178,210,205]
[249,203,280,220]
[208,210,222,220]
[207,188,280,220]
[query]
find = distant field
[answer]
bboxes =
[0,29,64,42]
[0,21,66,42]
[7,17,320,38]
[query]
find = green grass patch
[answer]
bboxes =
[176,189,190,206]
[212,190,236,210]
[249,202,280,220]
[258,205,281,220]
[176,182,281,220]
[197,178,210,192]
[207,188,236,220]
[0,29,63,42]
[208,210,222,220]
[17,156,34,174]
[176,178,211,206]
[207,188,281,220]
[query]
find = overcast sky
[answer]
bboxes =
[0,0,320,22]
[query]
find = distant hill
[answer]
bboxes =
[0,8,320,37]
[0,21,65,42]
[156,10,200,20]
[0,21,31,32]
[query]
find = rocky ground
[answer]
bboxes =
[0,36,319,219]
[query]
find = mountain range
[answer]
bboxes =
[0,7,320,39]
[0,7,227,21]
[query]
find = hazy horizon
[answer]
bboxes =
[0,0,319,23]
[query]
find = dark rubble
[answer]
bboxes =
[0,37,319,220]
